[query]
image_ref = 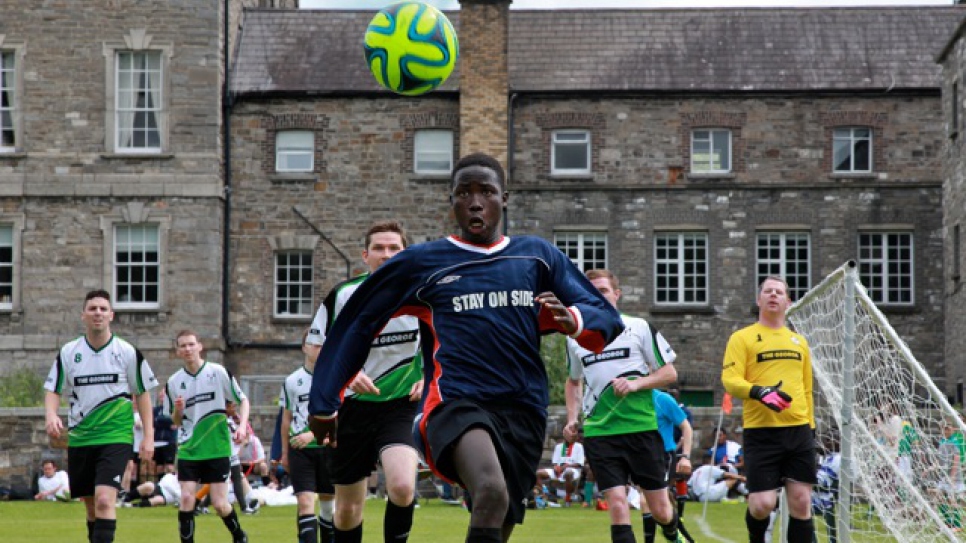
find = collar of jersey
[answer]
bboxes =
[447,235,509,254]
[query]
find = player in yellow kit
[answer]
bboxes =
[721,276,815,543]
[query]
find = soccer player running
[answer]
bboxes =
[164,330,250,543]
[721,276,816,543]
[307,220,423,543]
[44,289,158,543]
[308,153,624,543]
[280,329,338,543]
[563,269,684,543]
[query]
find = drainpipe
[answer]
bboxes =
[506,92,518,235]
[222,0,233,349]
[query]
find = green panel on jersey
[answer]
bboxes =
[583,384,657,438]
[178,413,232,461]
[69,398,134,447]
[353,359,422,402]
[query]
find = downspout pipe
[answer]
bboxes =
[506,92,518,235]
[221,0,233,349]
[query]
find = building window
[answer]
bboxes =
[756,232,811,301]
[691,129,731,173]
[858,232,913,305]
[115,51,163,153]
[833,127,872,173]
[554,232,607,271]
[276,130,314,172]
[654,232,708,305]
[551,130,591,176]
[114,224,160,308]
[275,251,313,318]
[0,225,12,307]
[414,129,453,175]
[0,51,15,151]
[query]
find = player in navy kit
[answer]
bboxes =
[309,153,624,543]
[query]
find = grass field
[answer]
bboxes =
[0,498,760,542]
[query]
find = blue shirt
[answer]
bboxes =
[654,390,688,452]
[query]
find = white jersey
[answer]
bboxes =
[550,440,585,467]
[45,334,158,447]
[308,273,422,401]
[37,470,70,501]
[567,314,676,437]
[280,366,322,448]
[163,361,246,461]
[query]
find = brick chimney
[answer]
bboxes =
[457,0,511,170]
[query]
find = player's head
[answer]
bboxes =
[174,329,203,363]
[716,428,728,443]
[301,327,320,363]
[586,269,621,309]
[363,220,408,273]
[757,275,791,316]
[450,153,508,245]
[41,459,57,476]
[82,289,114,334]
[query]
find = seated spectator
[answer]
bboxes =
[688,452,746,502]
[130,472,181,508]
[35,459,70,502]
[237,418,270,488]
[536,434,585,505]
[708,428,744,472]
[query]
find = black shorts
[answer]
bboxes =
[330,396,418,485]
[584,430,668,493]
[419,398,545,525]
[743,424,817,493]
[289,446,335,495]
[177,457,232,485]
[154,443,177,465]
[67,443,131,498]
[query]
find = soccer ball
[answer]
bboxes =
[363,1,459,96]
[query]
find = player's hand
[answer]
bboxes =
[309,413,338,448]
[45,415,64,439]
[280,453,289,472]
[349,372,380,396]
[611,376,639,398]
[233,423,248,444]
[675,455,692,477]
[750,381,793,412]
[290,431,314,449]
[562,420,580,442]
[536,292,577,335]
[139,440,155,463]
[409,379,424,402]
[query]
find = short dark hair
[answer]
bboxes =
[585,269,619,290]
[452,153,506,189]
[365,220,409,249]
[84,289,111,307]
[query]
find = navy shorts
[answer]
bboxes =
[418,398,545,525]
[743,424,817,492]
[289,446,335,495]
[177,457,232,485]
[330,396,418,485]
[68,443,130,498]
[584,430,668,493]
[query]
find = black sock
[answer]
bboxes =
[385,499,415,542]
[786,516,815,543]
[643,513,656,543]
[87,520,95,542]
[91,518,117,543]
[746,510,770,543]
[334,522,363,543]
[658,512,680,542]
[221,509,246,541]
[262,475,271,486]
[298,514,318,543]
[179,510,195,543]
[466,526,502,543]
[610,524,637,543]
[319,515,334,543]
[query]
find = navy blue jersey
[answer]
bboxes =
[309,235,624,419]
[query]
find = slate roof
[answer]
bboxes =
[230,6,965,96]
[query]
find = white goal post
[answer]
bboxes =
[786,260,966,543]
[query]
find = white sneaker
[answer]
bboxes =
[547,502,562,508]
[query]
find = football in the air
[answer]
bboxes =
[363,1,458,96]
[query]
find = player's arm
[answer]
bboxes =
[803,339,816,428]
[721,332,754,398]
[235,396,251,442]
[135,390,155,461]
[562,342,584,443]
[44,391,64,438]
[279,407,293,468]
[676,418,694,475]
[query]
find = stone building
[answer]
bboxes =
[229,3,963,404]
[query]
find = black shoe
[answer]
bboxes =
[233,531,248,543]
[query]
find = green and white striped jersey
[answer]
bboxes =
[280,366,321,448]
[44,334,158,447]
[163,361,246,461]
[567,314,677,437]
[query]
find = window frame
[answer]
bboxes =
[690,129,732,174]
[553,231,608,272]
[413,129,453,176]
[755,232,811,302]
[273,250,314,319]
[653,232,709,306]
[100,207,171,312]
[275,130,315,173]
[0,40,25,154]
[832,126,873,173]
[112,223,162,310]
[0,214,24,312]
[550,129,592,177]
[103,32,172,155]
[114,50,164,154]
[857,231,914,306]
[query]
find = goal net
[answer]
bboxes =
[786,261,966,543]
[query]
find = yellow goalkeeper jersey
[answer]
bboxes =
[721,322,814,430]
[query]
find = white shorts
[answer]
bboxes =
[539,466,582,482]
[694,481,730,502]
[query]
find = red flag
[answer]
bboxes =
[722,393,733,414]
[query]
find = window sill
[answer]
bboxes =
[0,151,26,159]
[271,315,312,324]
[100,152,174,160]
[648,305,716,315]
[875,304,918,315]
[687,173,735,181]
[409,175,450,184]
[829,172,876,180]
[548,175,594,182]
[269,173,318,184]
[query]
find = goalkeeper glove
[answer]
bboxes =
[749,381,793,412]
